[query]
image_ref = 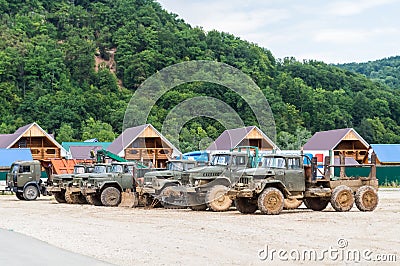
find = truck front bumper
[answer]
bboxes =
[47,187,62,193]
[81,188,97,195]
[227,189,253,199]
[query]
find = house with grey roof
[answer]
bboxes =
[0,122,66,160]
[107,124,180,168]
[207,126,279,153]
[303,128,370,177]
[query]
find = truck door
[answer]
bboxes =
[285,158,305,191]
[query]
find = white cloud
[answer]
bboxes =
[314,27,400,44]
[157,0,400,63]
[328,0,397,16]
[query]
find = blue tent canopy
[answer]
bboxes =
[0,148,33,167]
[371,144,400,163]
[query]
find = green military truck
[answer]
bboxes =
[227,153,379,215]
[64,163,111,204]
[160,147,259,212]
[81,162,148,207]
[5,160,48,200]
[137,159,198,207]
[47,164,94,203]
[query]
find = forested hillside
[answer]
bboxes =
[0,0,399,152]
[336,56,400,90]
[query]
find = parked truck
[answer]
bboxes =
[160,146,260,211]
[63,163,111,204]
[81,162,153,207]
[5,160,48,200]
[47,164,94,203]
[227,153,379,215]
[137,159,199,207]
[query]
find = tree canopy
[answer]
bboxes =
[0,0,399,152]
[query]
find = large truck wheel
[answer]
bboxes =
[235,198,257,214]
[355,186,378,211]
[188,194,207,211]
[330,185,354,212]
[53,192,66,203]
[284,198,303,210]
[16,192,25,200]
[304,198,329,211]
[76,193,87,204]
[206,185,232,212]
[101,187,121,207]
[257,187,284,215]
[86,194,102,206]
[23,185,39,201]
[65,191,75,204]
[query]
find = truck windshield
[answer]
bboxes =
[262,157,286,169]
[10,164,19,174]
[168,162,184,171]
[111,164,123,173]
[74,166,86,174]
[93,165,107,174]
[211,154,231,166]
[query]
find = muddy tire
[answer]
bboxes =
[206,185,232,212]
[235,198,257,214]
[284,198,303,210]
[355,186,378,212]
[304,198,329,211]
[23,185,39,201]
[86,194,102,206]
[257,187,284,215]
[330,185,354,212]
[53,192,66,203]
[16,192,25,200]
[75,193,87,204]
[189,194,207,211]
[65,191,77,204]
[101,187,121,207]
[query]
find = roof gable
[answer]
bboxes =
[371,144,400,163]
[0,123,64,152]
[303,128,369,150]
[207,126,278,151]
[107,124,180,156]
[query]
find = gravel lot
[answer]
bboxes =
[0,189,399,265]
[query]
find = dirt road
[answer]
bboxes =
[0,189,399,265]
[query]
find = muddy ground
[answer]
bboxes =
[0,189,399,265]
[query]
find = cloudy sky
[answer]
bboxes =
[157,0,400,64]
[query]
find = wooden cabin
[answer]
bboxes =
[107,124,180,168]
[0,123,64,160]
[207,126,279,152]
[303,128,370,167]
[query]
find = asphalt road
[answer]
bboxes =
[0,228,111,266]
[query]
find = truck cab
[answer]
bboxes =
[6,160,44,200]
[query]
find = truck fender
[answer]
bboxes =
[159,181,181,191]
[100,181,123,192]
[23,181,41,197]
[261,180,291,197]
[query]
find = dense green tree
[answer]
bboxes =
[0,0,399,152]
[81,117,115,142]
